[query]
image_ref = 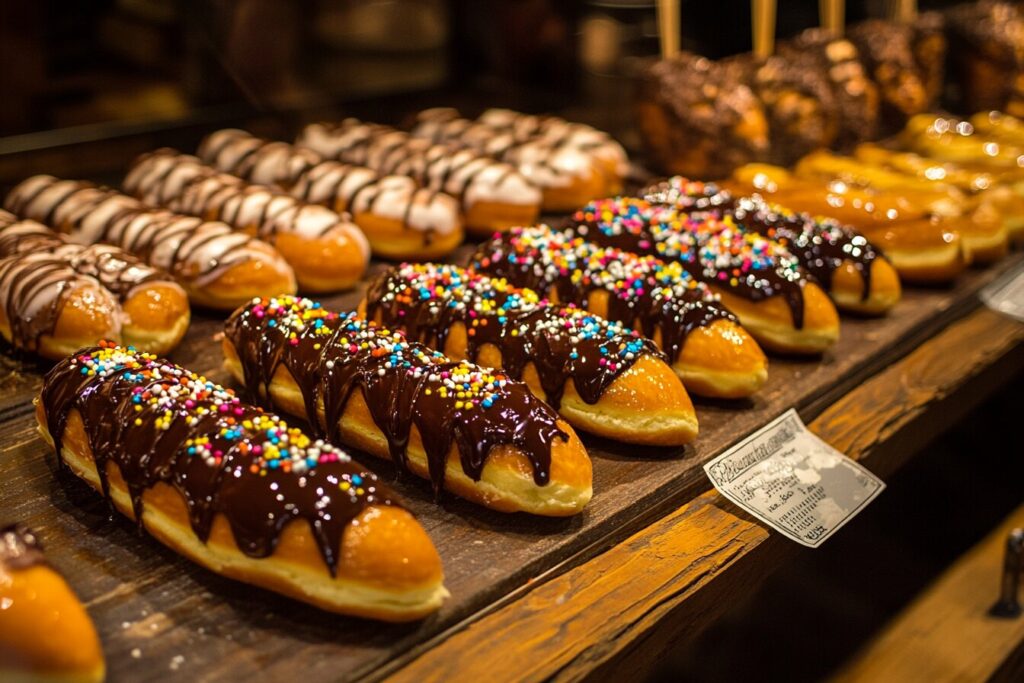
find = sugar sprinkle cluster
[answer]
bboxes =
[70,342,359,483]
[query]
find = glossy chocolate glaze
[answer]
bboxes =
[364,263,663,409]
[467,226,735,363]
[641,177,880,300]
[0,524,47,571]
[40,345,394,574]
[224,297,566,494]
[569,197,809,328]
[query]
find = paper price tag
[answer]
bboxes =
[981,261,1024,323]
[704,409,884,547]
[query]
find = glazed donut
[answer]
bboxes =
[197,129,463,260]
[37,343,446,621]
[0,211,190,356]
[467,226,768,399]
[223,297,593,516]
[4,176,296,310]
[726,164,967,282]
[568,198,840,354]
[124,149,370,293]
[360,262,698,446]
[297,120,542,235]
[638,178,901,316]
[410,107,627,211]
[0,525,105,683]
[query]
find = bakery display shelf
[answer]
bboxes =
[1,237,1022,682]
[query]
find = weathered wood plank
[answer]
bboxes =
[0,248,1021,682]
[381,306,1024,683]
[829,504,1024,683]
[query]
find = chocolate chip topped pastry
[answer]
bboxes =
[223,297,593,516]
[0,525,105,683]
[848,19,932,131]
[125,149,370,292]
[298,119,542,234]
[5,176,297,310]
[945,1,1024,113]
[468,225,768,399]
[37,343,447,621]
[198,129,463,260]
[361,262,698,446]
[636,51,770,179]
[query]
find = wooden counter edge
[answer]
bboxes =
[380,308,1024,683]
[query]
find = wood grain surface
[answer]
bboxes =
[0,247,1021,682]
[384,305,1024,683]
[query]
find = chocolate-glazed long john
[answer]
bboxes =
[36,344,446,621]
[0,525,105,683]
[567,197,840,354]
[0,210,190,357]
[197,129,464,260]
[637,177,902,314]
[468,226,768,399]
[360,263,698,446]
[5,175,296,310]
[297,119,542,234]
[124,149,370,293]
[223,296,593,516]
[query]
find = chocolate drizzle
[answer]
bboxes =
[40,345,394,574]
[0,524,47,571]
[640,177,880,301]
[467,226,735,363]
[224,297,566,495]
[364,263,663,409]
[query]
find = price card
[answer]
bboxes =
[981,261,1024,323]
[704,409,884,548]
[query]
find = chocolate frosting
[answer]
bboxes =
[224,297,566,495]
[467,226,735,363]
[0,524,47,571]
[570,196,809,328]
[364,263,664,409]
[640,177,880,301]
[40,344,394,575]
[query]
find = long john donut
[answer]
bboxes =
[124,149,370,293]
[297,119,542,234]
[410,107,626,211]
[36,343,446,621]
[467,226,768,399]
[198,129,464,260]
[360,262,698,446]
[0,210,190,357]
[0,525,105,683]
[223,296,593,516]
[5,176,297,310]
[636,177,902,315]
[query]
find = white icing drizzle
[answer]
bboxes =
[297,120,541,209]
[125,150,371,262]
[197,129,461,236]
[4,175,291,290]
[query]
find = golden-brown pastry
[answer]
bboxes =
[467,226,769,398]
[124,149,370,293]
[298,120,542,234]
[223,297,593,516]
[0,524,105,683]
[636,51,770,179]
[727,164,967,282]
[197,129,464,260]
[409,107,627,211]
[565,199,841,353]
[360,263,698,446]
[638,177,901,315]
[0,211,190,357]
[37,343,447,621]
[4,176,296,310]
